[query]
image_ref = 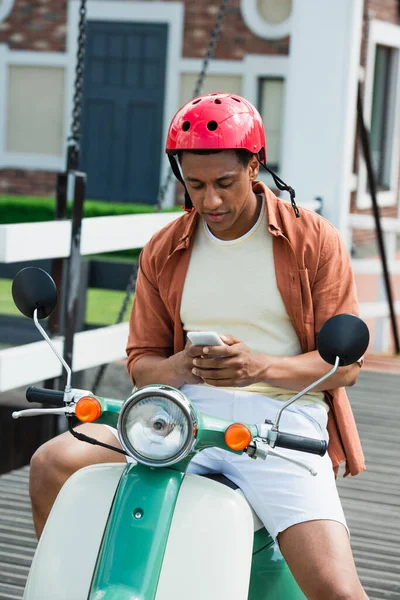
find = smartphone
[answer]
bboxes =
[187,331,225,347]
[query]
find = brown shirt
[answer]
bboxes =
[126,181,365,477]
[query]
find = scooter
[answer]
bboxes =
[11,267,369,600]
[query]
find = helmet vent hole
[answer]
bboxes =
[207,121,218,131]
[214,99,222,104]
[192,99,201,105]
[182,121,191,131]
[231,97,241,102]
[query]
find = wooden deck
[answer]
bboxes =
[336,370,400,600]
[0,369,399,599]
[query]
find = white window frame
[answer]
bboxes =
[241,0,292,40]
[243,55,288,189]
[0,46,68,171]
[0,0,15,22]
[68,0,184,207]
[180,55,288,191]
[357,20,400,209]
[258,76,285,170]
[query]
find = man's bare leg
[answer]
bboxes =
[29,423,126,538]
[278,519,368,600]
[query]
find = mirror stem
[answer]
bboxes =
[272,356,340,431]
[34,309,72,393]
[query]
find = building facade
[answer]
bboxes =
[0,0,399,350]
[0,0,291,204]
[0,0,399,221]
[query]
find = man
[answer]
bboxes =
[30,93,367,599]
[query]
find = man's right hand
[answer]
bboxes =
[177,340,205,385]
[131,341,206,389]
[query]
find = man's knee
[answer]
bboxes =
[30,424,126,498]
[30,434,79,498]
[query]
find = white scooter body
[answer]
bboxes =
[24,463,256,600]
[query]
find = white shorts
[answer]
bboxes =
[105,384,348,543]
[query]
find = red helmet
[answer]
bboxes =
[165,93,267,163]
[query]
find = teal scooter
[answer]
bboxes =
[11,267,369,600]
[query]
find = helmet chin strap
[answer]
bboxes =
[258,161,300,218]
[168,155,194,211]
[168,154,300,218]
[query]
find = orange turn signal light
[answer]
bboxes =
[75,396,102,423]
[225,423,252,450]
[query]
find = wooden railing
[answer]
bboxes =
[0,205,397,391]
[0,212,180,392]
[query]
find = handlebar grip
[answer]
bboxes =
[274,431,327,457]
[26,386,65,407]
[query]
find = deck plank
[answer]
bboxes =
[0,370,399,599]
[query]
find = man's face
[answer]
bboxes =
[180,150,260,240]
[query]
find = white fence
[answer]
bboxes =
[0,209,398,391]
[0,212,181,392]
[0,212,180,263]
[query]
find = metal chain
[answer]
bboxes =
[191,0,230,99]
[67,0,87,171]
[154,0,230,212]
[92,0,230,393]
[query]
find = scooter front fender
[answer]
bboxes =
[89,463,185,599]
[155,473,254,600]
[90,470,254,600]
[23,463,127,600]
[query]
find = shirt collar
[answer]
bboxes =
[178,209,199,244]
[252,180,283,234]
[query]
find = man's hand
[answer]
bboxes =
[176,339,206,385]
[132,335,360,391]
[132,340,205,389]
[190,334,266,387]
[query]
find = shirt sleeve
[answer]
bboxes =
[126,247,174,381]
[312,223,363,367]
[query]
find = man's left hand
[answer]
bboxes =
[191,334,266,387]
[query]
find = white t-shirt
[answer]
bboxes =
[180,197,327,408]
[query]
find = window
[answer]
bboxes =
[6,66,65,156]
[179,73,242,107]
[257,0,292,25]
[258,78,284,171]
[357,20,400,209]
[241,0,292,40]
[370,45,398,190]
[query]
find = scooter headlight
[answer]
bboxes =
[117,386,197,467]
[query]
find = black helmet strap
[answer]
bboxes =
[168,154,193,211]
[258,161,300,218]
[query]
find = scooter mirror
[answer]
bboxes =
[12,267,57,320]
[317,314,369,367]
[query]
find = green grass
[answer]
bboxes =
[86,288,132,325]
[0,279,131,326]
[0,280,22,317]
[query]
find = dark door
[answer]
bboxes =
[81,21,168,204]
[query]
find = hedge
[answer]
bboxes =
[0,195,182,225]
[0,195,182,259]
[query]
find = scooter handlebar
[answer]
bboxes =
[26,386,65,407]
[274,431,327,457]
